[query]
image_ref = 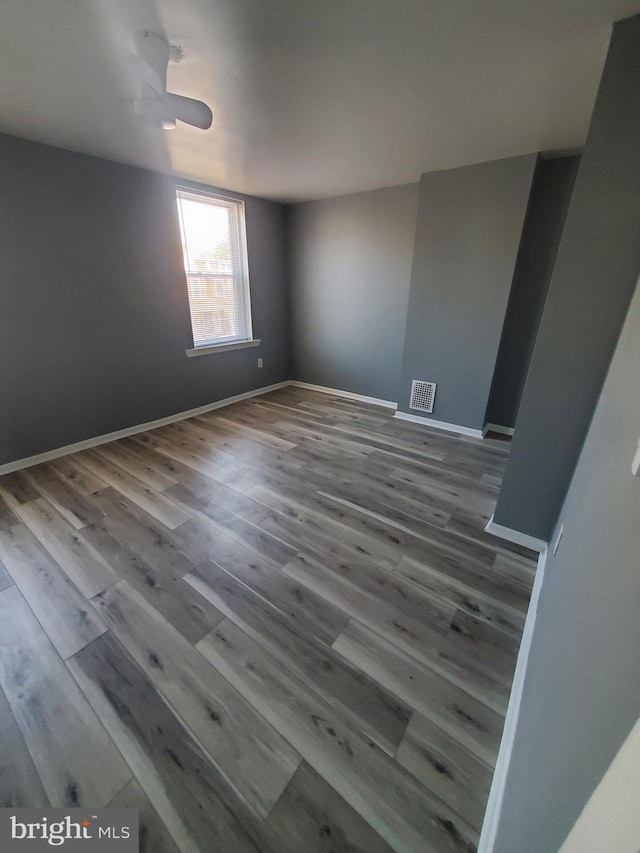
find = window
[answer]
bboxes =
[176,188,253,350]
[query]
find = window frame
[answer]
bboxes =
[175,185,257,355]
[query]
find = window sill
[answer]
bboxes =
[185,339,261,358]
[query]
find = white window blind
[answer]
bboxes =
[175,188,253,347]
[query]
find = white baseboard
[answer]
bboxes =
[0,381,292,476]
[483,423,515,437]
[289,381,398,410]
[393,410,484,439]
[484,514,547,552]
[478,546,548,852]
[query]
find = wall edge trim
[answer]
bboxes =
[290,381,398,409]
[484,514,548,552]
[478,545,549,852]
[483,423,515,437]
[0,381,292,475]
[393,410,484,438]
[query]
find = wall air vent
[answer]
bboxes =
[409,380,436,413]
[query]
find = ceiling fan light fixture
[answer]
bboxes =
[133,31,213,132]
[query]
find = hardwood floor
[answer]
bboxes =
[0,386,536,852]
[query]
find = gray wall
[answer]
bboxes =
[485,155,580,429]
[398,155,536,430]
[289,183,419,402]
[493,14,640,540]
[493,274,640,853]
[0,134,291,466]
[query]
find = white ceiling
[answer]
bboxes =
[1,0,639,202]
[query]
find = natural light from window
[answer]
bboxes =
[176,189,252,348]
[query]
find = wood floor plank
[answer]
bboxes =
[195,503,300,566]
[79,503,222,644]
[371,448,496,487]
[220,465,266,495]
[284,439,378,475]
[209,402,296,437]
[0,493,21,532]
[295,400,389,427]
[388,465,500,504]
[282,553,458,673]
[395,551,530,615]
[240,457,456,539]
[395,713,493,833]
[283,447,424,504]
[173,517,348,645]
[174,492,296,566]
[185,560,412,755]
[247,484,400,572]
[0,524,107,659]
[445,516,528,557]
[0,557,13,591]
[0,471,40,509]
[168,419,302,472]
[394,555,527,636]
[92,580,301,818]
[256,505,400,584]
[198,618,478,853]
[332,620,504,766]
[279,422,378,458]
[291,548,456,636]
[74,450,192,530]
[253,399,339,430]
[198,414,298,452]
[168,479,273,530]
[121,437,243,494]
[46,456,107,494]
[319,393,396,416]
[440,610,519,689]
[132,430,243,484]
[15,498,119,598]
[491,550,538,588]
[318,488,459,556]
[382,471,496,526]
[107,779,180,853]
[23,463,96,530]
[481,473,502,487]
[0,586,131,807]
[68,631,282,853]
[93,442,179,492]
[0,684,49,808]
[329,422,448,463]
[319,480,452,531]
[267,761,394,853]
[372,420,508,466]
[144,421,243,470]
[250,473,506,579]
[260,471,422,552]
[87,488,195,578]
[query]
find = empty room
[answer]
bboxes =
[1,2,639,851]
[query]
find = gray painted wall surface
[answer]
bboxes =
[289,184,419,402]
[0,134,291,466]
[493,275,640,853]
[493,15,640,539]
[397,155,536,429]
[485,155,580,429]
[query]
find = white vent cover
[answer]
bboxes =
[409,380,436,413]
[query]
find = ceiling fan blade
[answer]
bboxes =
[134,82,175,129]
[135,31,170,88]
[165,92,213,130]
